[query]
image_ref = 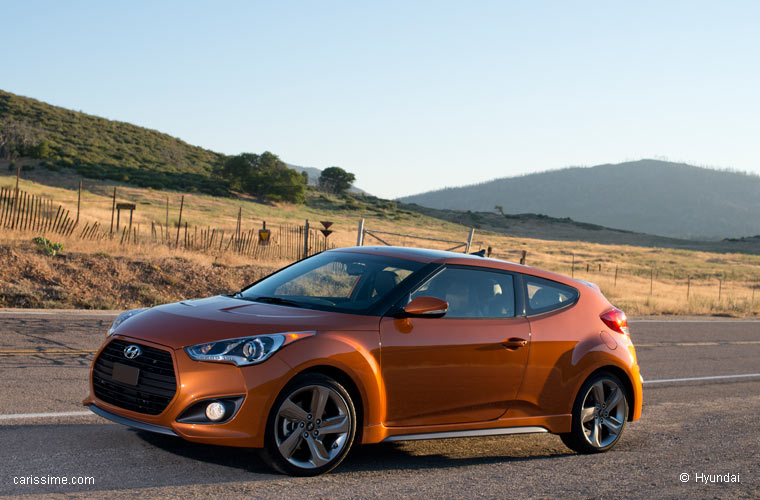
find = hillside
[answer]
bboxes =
[0,90,228,194]
[399,160,760,239]
[0,89,367,198]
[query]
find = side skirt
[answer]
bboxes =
[382,426,548,442]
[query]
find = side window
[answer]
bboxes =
[411,267,515,318]
[524,276,578,315]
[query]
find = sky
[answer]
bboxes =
[2,1,759,199]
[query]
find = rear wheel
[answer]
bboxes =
[260,373,356,476]
[561,372,628,453]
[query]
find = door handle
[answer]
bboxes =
[501,338,527,350]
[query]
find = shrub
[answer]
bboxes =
[32,237,64,256]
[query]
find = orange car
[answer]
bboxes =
[85,246,642,475]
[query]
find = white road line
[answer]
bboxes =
[644,373,760,384]
[636,341,760,347]
[0,411,94,421]
[2,375,760,419]
[631,320,760,323]
[0,311,119,316]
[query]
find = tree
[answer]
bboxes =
[218,151,305,203]
[0,119,42,160]
[319,166,356,194]
[29,139,51,159]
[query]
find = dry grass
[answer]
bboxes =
[2,172,760,316]
[0,237,278,310]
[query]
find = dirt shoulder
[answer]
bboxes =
[0,242,277,310]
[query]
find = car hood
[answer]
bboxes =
[111,295,380,349]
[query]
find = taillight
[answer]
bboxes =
[601,308,629,335]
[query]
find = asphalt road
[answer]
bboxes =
[0,312,758,499]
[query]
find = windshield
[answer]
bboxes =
[237,251,426,314]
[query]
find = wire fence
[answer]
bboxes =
[1,183,333,261]
[490,249,760,315]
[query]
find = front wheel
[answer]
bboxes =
[560,372,628,453]
[260,373,357,476]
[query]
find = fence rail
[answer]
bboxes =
[1,181,333,261]
[357,218,475,252]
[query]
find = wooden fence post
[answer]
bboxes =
[520,250,526,265]
[236,207,242,245]
[650,268,654,296]
[718,277,722,302]
[465,228,475,253]
[11,167,19,230]
[687,276,691,300]
[165,196,169,241]
[127,207,134,244]
[571,253,575,278]
[110,187,116,234]
[302,219,310,258]
[175,195,184,247]
[12,168,21,230]
[76,180,82,223]
[614,265,619,287]
[356,219,365,246]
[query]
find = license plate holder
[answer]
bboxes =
[112,362,140,386]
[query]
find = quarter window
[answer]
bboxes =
[524,276,578,315]
[411,267,515,318]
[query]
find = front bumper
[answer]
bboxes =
[86,335,293,448]
[89,403,178,436]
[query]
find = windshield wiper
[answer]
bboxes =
[248,296,305,308]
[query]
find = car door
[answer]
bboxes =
[379,266,531,427]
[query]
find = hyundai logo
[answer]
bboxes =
[124,345,142,360]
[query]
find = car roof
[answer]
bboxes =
[331,245,498,263]
[329,246,578,286]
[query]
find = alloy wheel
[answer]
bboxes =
[580,379,626,448]
[274,384,351,469]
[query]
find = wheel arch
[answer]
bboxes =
[290,364,366,443]
[582,365,636,422]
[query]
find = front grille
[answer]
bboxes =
[93,339,177,415]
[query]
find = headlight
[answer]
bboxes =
[185,332,315,366]
[108,308,148,336]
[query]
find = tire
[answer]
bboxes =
[560,371,628,454]
[259,373,357,476]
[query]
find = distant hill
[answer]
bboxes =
[400,203,760,254]
[398,160,760,238]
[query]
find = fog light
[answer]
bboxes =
[205,402,226,422]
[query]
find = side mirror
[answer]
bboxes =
[403,296,448,317]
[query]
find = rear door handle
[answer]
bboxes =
[501,338,527,350]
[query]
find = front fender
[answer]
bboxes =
[274,330,385,443]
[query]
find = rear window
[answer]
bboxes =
[524,275,578,315]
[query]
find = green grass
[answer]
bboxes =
[1,89,227,194]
